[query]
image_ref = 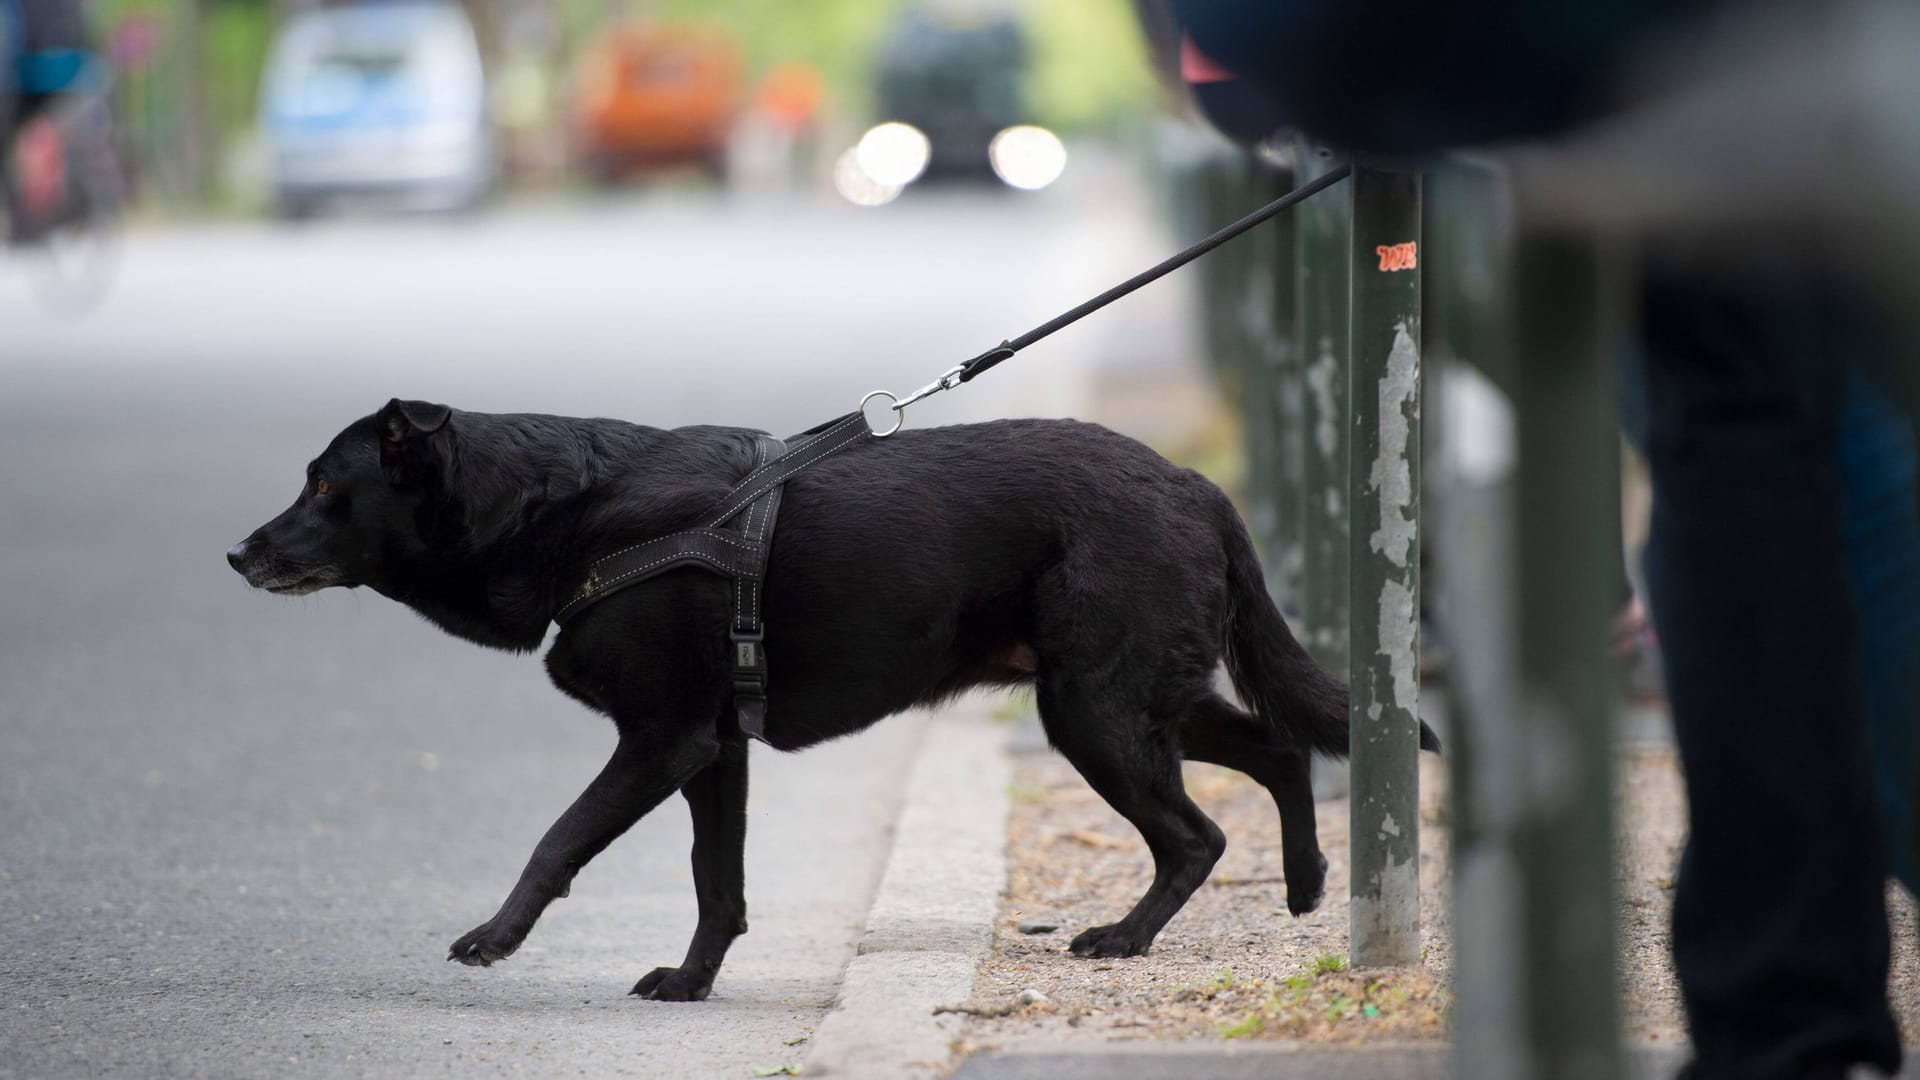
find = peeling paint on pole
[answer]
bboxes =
[1348,163,1423,968]
[1378,577,1420,716]
[1352,854,1420,964]
[1368,323,1420,570]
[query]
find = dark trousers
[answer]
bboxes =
[1639,264,1901,1079]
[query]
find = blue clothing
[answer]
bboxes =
[1624,353,1919,895]
[1639,272,1900,1080]
[1840,376,1920,892]
[3,0,93,98]
[17,48,89,95]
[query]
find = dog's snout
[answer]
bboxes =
[227,540,250,571]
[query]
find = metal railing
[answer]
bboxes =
[1176,136,1626,1076]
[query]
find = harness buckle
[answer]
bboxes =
[730,627,766,672]
[729,628,769,743]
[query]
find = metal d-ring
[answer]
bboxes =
[860,390,904,437]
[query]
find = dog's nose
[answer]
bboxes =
[227,541,250,570]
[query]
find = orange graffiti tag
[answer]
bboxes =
[1376,242,1417,272]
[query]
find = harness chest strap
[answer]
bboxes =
[552,413,874,742]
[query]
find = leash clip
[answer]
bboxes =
[864,363,963,438]
[894,364,967,413]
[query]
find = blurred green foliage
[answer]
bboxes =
[90,0,269,137]
[1026,0,1157,134]
[560,0,1154,132]
[203,1,273,137]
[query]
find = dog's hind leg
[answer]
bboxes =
[1178,692,1328,916]
[631,738,749,1002]
[447,727,719,969]
[1038,678,1228,958]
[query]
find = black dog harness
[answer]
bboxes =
[552,412,874,743]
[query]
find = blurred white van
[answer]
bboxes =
[260,2,494,216]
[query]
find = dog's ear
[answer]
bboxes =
[376,399,452,486]
[379,399,451,441]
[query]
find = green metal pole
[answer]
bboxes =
[1346,162,1423,967]
[1511,229,1624,1079]
[1424,164,1530,1080]
[1426,165,1622,1077]
[1295,142,1352,677]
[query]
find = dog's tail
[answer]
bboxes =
[1219,504,1441,757]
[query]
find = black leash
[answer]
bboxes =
[885,162,1353,415]
[556,165,1351,743]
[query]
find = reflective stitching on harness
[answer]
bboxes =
[709,428,860,528]
[739,503,761,630]
[748,439,769,543]
[748,485,768,542]
[707,415,862,526]
[735,438,770,628]
[743,486,764,548]
[590,526,754,570]
[557,549,735,621]
[780,416,851,456]
[745,435,778,627]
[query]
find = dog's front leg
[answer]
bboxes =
[631,737,749,1001]
[448,729,718,967]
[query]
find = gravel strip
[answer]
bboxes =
[957,730,1918,1055]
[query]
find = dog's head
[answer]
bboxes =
[228,398,453,595]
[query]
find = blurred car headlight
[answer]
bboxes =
[833,147,903,207]
[988,125,1066,191]
[854,121,931,188]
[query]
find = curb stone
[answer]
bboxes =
[804,707,1013,1077]
[948,1042,1920,1080]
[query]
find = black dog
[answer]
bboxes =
[229,398,1437,1002]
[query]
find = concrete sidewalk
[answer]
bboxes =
[803,707,1013,1077]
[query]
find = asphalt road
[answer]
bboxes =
[0,177,1195,1078]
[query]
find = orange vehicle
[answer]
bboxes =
[570,22,743,182]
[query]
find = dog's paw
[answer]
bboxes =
[1068,923,1152,959]
[629,965,713,1002]
[1284,851,1330,916]
[446,920,523,967]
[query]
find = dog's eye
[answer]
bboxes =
[316,479,331,496]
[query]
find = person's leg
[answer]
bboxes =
[1839,373,1920,894]
[1639,265,1899,1079]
